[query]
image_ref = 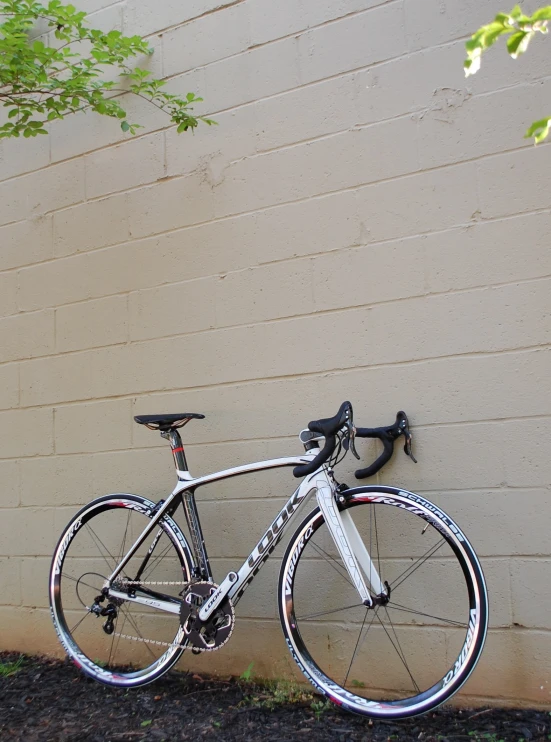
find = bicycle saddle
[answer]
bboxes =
[134,413,205,431]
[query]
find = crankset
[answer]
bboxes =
[179,582,235,653]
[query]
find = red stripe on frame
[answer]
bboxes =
[172,446,185,454]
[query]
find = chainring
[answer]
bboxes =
[179,582,235,652]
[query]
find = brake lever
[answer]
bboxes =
[396,411,417,463]
[343,422,360,459]
[403,430,417,463]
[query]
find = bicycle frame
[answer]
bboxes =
[106,441,384,619]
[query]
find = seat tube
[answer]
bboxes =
[162,429,189,473]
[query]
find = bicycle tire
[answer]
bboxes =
[50,494,195,687]
[279,486,488,719]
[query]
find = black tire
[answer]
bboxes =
[49,494,195,687]
[279,486,488,719]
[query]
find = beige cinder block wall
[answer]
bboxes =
[0,0,550,707]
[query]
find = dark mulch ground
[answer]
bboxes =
[0,653,549,742]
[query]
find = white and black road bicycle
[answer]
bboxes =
[49,402,488,719]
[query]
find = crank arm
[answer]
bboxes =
[108,589,181,615]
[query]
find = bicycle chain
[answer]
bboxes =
[111,631,187,649]
[108,581,233,652]
[107,580,189,648]
[119,580,188,586]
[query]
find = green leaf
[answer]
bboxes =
[240,662,254,681]
[140,720,152,728]
[532,6,551,21]
[506,30,533,57]
[525,116,551,143]
[0,0,213,140]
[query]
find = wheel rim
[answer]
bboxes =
[50,496,193,686]
[280,488,487,718]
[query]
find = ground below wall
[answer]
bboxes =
[1,653,550,741]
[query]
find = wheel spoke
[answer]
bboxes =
[343,608,369,688]
[309,540,354,588]
[142,538,175,582]
[62,573,104,593]
[297,602,364,621]
[387,601,467,628]
[389,538,446,593]
[118,509,132,564]
[85,522,118,574]
[69,610,92,636]
[376,610,421,695]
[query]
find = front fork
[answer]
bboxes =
[315,472,388,607]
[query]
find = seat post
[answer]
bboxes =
[161,429,189,473]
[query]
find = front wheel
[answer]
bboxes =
[279,486,488,719]
[49,494,195,687]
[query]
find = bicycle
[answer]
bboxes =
[49,401,488,719]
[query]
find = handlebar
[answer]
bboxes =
[292,401,352,478]
[292,404,416,479]
[355,410,416,479]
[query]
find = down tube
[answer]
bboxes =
[228,480,316,606]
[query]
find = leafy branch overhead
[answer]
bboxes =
[0,0,216,139]
[464,4,551,143]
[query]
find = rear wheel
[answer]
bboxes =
[279,486,488,719]
[49,494,194,687]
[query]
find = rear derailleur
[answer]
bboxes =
[89,592,119,635]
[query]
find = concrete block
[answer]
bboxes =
[127,174,215,239]
[0,363,19,411]
[212,116,419,217]
[298,1,407,84]
[424,211,551,293]
[0,557,21,606]
[85,133,165,199]
[0,408,53,459]
[0,271,17,317]
[0,507,57,556]
[417,80,551,169]
[123,0,240,37]
[0,460,20,507]
[27,159,86,217]
[438,489,551,560]
[55,398,133,454]
[478,145,551,218]
[0,309,54,363]
[355,161,479,243]
[163,2,251,77]
[404,0,507,52]
[511,559,551,630]
[202,37,300,112]
[0,217,52,273]
[250,0,388,46]
[56,295,128,352]
[20,447,172,507]
[129,276,216,341]
[215,260,313,326]
[53,192,129,257]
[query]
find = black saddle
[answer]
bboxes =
[134,413,205,431]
